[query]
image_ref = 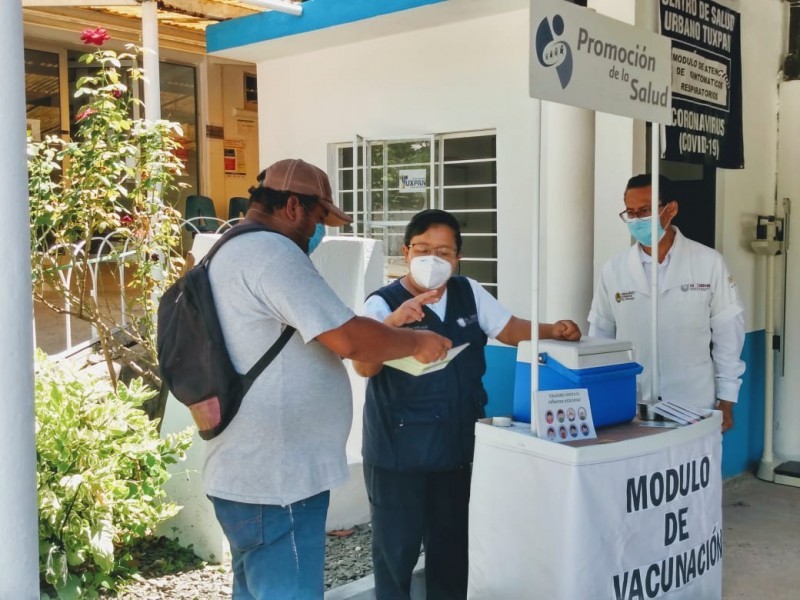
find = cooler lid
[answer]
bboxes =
[516,337,633,364]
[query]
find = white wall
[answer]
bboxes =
[255,9,540,318]
[714,0,785,334]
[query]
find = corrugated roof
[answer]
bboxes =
[23,1,303,36]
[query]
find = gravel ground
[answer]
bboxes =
[99,525,373,599]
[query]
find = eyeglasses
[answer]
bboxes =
[407,243,458,259]
[618,204,665,223]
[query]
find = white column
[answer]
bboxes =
[775,81,800,460]
[539,102,595,332]
[0,1,39,598]
[141,0,161,121]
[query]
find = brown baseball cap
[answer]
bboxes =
[261,158,352,226]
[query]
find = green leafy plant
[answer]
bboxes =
[35,350,193,598]
[27,27,186,389]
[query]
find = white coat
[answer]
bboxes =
[588,228,744,409]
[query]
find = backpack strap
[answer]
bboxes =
[241,324,296,394]
[197,221,297,393]
[199,221,280,265]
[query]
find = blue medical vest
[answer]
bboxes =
[362,277,488,471]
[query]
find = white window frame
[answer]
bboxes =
[332,130,497,291]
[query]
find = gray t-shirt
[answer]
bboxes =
[203,231,355,506]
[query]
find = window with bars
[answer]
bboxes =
[334,132,498,296]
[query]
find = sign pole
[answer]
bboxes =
[650,125,661,410]
[530,98,543,434]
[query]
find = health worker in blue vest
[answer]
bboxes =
[353,209,580,599]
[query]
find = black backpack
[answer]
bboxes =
[157,223,295,440]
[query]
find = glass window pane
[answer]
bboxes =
[370,191,384,214]
[160,62,199,206]
[339,147,353,169]
[460,260,497,285]
[450,211,497,235]
[340,192,354,214]
[371,144,383,165]
[340,169,354,191]
[443,187,497,211]
[388,190,427,216]
[370,166,384,189]
[443,135,496,161]
[444,161,496,186]
[461,236,497,258]
[24,49,61,139]
[387,140,431,165]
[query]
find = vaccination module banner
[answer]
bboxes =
[660,0,744,168]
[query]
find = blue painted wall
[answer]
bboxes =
[481,330,766,478]
[722,330,765,478]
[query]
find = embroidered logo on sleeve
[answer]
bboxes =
[615,291,636,303]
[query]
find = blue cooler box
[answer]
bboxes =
[512,338,643,428]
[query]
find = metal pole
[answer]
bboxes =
[650,126,660,409]
[0,0,39,596]
[141,0,161,121]
[530,99,543,434]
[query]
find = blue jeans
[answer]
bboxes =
[209,491,330,599]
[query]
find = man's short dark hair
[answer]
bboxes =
[248,169,317,214]
[404,209,463,253]
[624,174,677,204]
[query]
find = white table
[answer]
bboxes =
[468,415,723,599]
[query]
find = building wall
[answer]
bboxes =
[256,8,539,319]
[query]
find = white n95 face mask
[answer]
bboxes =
[409,255,453,290]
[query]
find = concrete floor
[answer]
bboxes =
[722,472,800,599]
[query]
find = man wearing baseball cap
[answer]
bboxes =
[203,158,451,599]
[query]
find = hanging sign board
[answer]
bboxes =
[659,0,744,168]
[530,0,673,124]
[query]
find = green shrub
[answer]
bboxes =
[35,350,193,598]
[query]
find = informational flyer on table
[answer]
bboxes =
[536,388,596,442]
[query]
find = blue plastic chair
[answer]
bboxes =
[228,197,249,223]
[184,195,223,234]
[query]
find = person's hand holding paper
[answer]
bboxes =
[385,342,469,376]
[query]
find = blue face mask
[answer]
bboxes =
[627,217,665,248]
[308,223,325,254]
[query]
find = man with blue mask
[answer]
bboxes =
[588,174,745,433]
[308,223,326,254]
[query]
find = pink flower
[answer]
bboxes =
[76,107,96,122]
[81,27,110,46]
[111,89,123,99]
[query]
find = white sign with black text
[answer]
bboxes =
[468,418,723,599]
[530,0,673,123]
[398,168,427,194]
